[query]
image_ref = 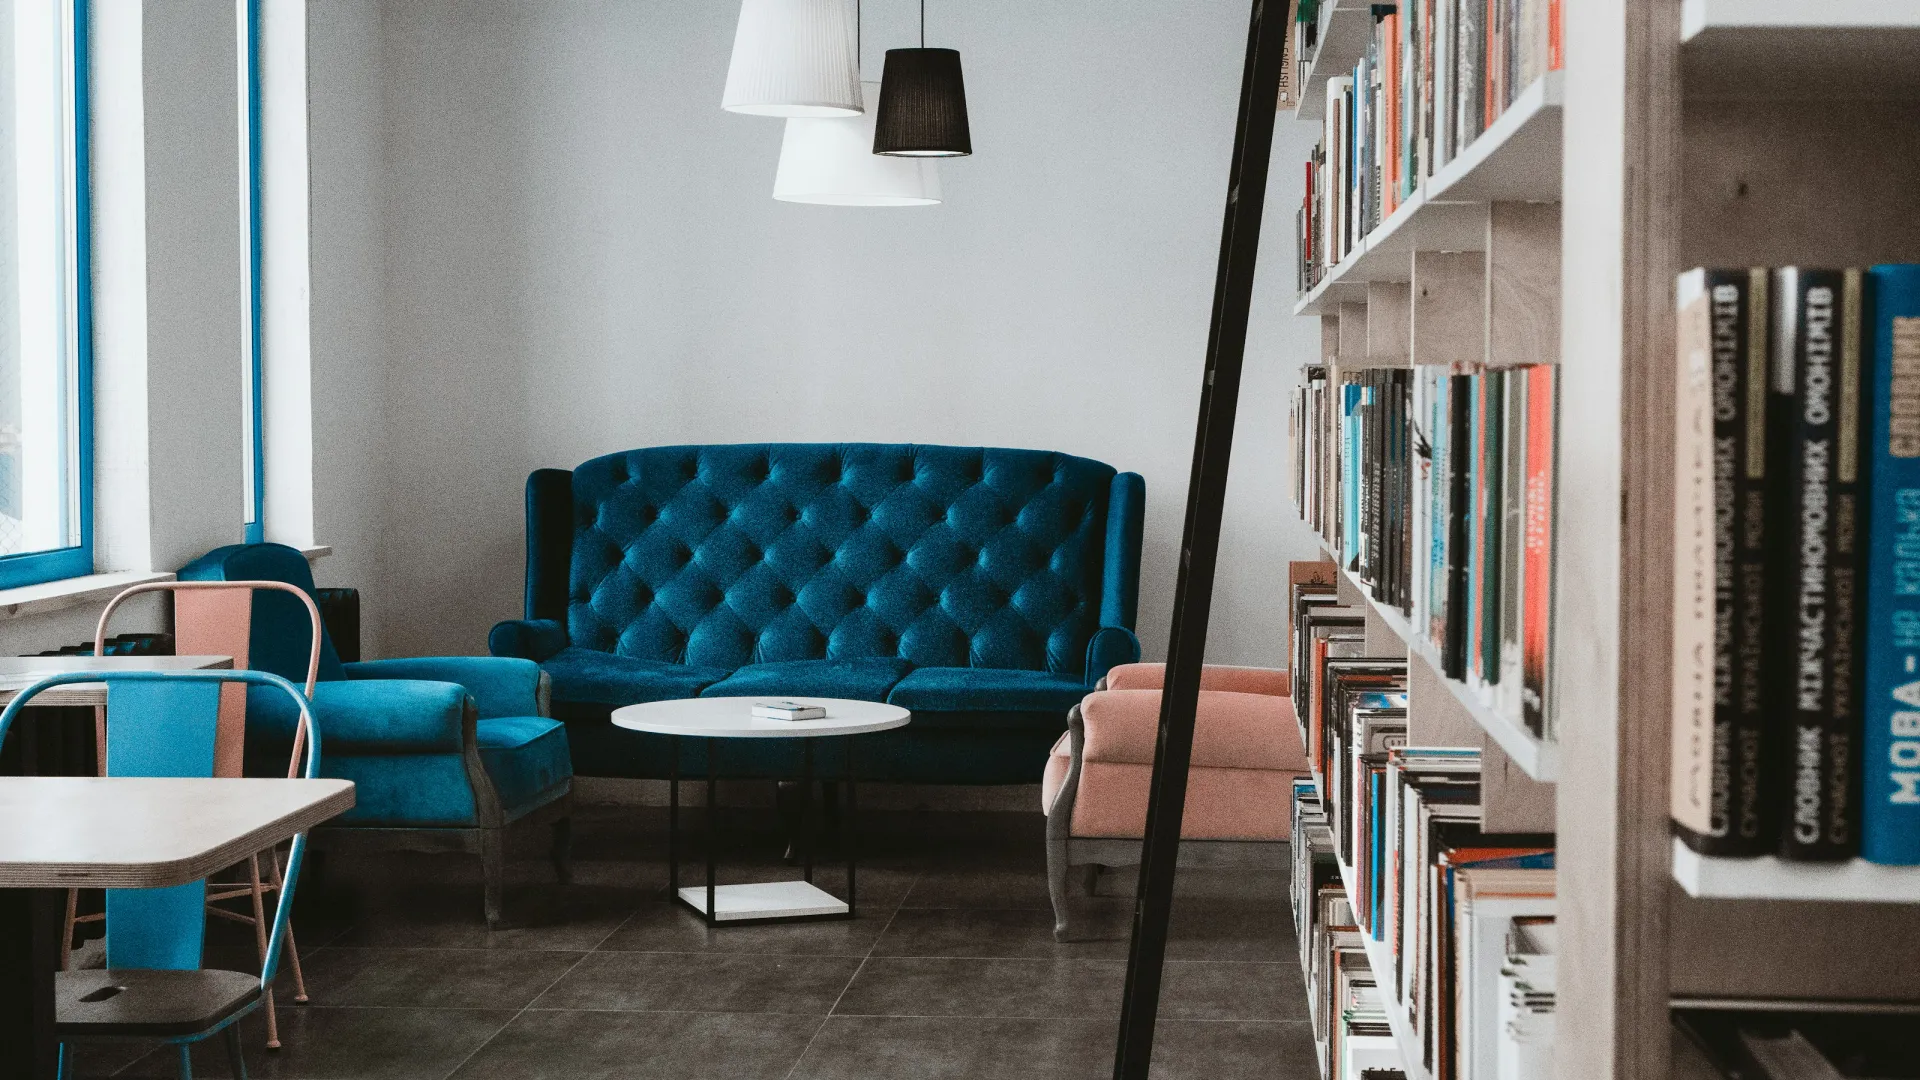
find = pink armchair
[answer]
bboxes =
[1042,662,1308,940]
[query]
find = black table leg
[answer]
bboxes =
[668,735,679,898]
[704,737,717,927]
[0,887,64,1080]
[844,736,857,919]
[801,739,814,885]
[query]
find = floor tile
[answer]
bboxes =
[530,950,862,1014]
[593,900,893,957]
[787,1015,1114,1080]
[450,1008,822,1080]
[900,866,1055,910]
[114,1006,516,1079]
[1162,898,1294,963]
[1147,1020,1320,1080]
[1160,961,1306,1022]
[292,947,585,1009]
[332,884,636,951]
[832,956,1124,1019]
[872,908,1129,960]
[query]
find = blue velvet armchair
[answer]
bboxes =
[489,444,1145,784]
[181,544,573,928]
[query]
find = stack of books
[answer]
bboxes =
[1296,0,1563,293]
[1496,921,1554,1080]
[1289,362,1560,739]
[1294,780,1406,1080]
[751,701,826,721]
[1670,265,1920,865]
[1287,592,1557,1080]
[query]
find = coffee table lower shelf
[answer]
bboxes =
[676,880,851,922]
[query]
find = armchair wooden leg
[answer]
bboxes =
[549,817,573,885]
[1046,838,1075,942]
[480,829,506,930]
[1079,863,1102,897]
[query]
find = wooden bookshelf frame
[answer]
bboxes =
[1290,2,1920,1076]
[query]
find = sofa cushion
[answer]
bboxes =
[476,716,572,820]
[700,657,913,701]
[888,666,1088,715]
[541,647,729,706]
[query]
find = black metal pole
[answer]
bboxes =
[669,734,680,897]
[705,737,717,927]
[1111,1,1287,1076]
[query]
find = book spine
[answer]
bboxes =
[1468,371,1487,683]
[1672,269,1773,854]
[1863,264,1920,865]
[1521,364,1555,736]
[1767,268,1858,861]
[1445,373,1474,679]
[1481,370,1506,689]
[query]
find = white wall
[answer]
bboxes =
[308,0,1325,666]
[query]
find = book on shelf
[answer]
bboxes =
[1295,0,1563,296]
[1675,1005,1920,1080]
[1668,266,1920,864]
[1862,264,1920,867]
[1288,362,1561,740]
[1496,920,1555,1080]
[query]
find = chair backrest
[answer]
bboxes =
[0,670,318,986]
[178,543,347,685]
[528,443,1137,676]
[94,580,324,780]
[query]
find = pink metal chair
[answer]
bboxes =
[66,580,324,1050]
[1042,662,1310,940]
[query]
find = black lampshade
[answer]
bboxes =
[872,48,971,157]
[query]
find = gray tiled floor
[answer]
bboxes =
[77,806,1317,1079]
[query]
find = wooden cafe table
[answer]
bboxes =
[0,777,354,1078]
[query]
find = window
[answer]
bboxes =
[239,0,263,542]
[0,0,90,588]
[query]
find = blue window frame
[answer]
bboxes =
[240,0,264,543]
[0,0,94,589]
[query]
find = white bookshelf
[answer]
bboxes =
[1672,840,1920,904]
[1680,0,1920,99]
[1292,71,1563,316]
[1293,0,1376,122]
[1318,546,1560,781]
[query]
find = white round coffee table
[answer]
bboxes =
[611,696,910,925]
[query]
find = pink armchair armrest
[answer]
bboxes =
[1103,662,1290,697]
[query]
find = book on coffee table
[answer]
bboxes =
[752,701,826,721]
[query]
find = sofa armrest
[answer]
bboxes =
[247,679,469,755]
[1099,471,1145,631]
[1105,663,1290,697]
[345,656,543,720]
[1084,626,1141,687]
[488,618,568,663]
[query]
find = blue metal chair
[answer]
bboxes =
[0,669,321,1080]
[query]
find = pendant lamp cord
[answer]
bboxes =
[920,0,925,46]
[856,0,861,75]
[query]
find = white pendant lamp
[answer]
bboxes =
[722,0,862,117]
[773,82,941,205]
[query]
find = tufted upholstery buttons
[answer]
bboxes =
[562,444,1116,672]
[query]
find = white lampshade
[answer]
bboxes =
[722,0,861,117]
[773,84,941,206]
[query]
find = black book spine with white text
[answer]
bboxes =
[1765,268,1863,861]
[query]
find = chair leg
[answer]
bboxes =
[223,1024,248,1079]
[549,816,573,885]
[60,889,77,971]
[56,1043,71,1080]
[480,829,506,930]
[1046,837,1075,942]
[245,857,280,1049]
[267,850,309,1003]
[176,1042,194,1080]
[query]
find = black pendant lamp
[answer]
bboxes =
[872,0,971,157]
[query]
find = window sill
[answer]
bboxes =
[0,545,334,622]
[0,570,175,621]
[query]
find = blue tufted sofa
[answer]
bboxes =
[489,443,1145,784]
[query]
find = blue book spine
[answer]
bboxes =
[1863,264,1920,865]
